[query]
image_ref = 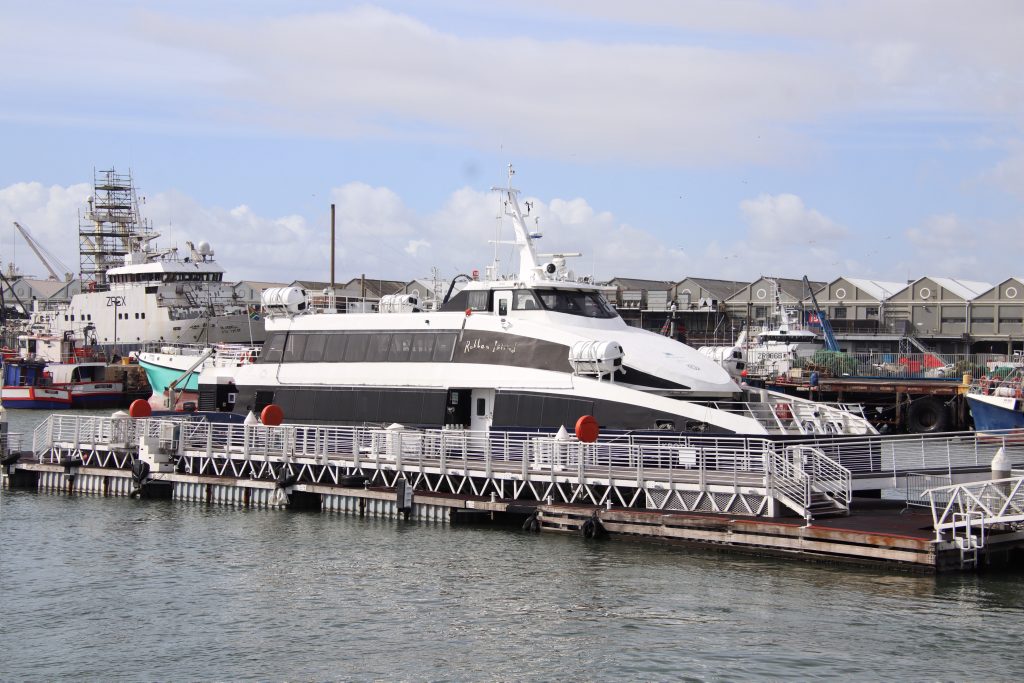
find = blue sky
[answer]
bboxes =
[1,1,1021,286]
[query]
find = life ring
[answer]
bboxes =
[774,403,793,421]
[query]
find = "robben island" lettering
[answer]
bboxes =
[463,337,518,355]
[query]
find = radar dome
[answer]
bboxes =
[197,241,212,255]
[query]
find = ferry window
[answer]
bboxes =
[476,398,486,416]
[344,334,370,361]
[324,334,347,361]
[388,333,413,361]
[432,333,456,362]
[140,313,144,319]
[304,334,328,362]
[365,333,391,362]
[534,289,616,318]
[283,333,308,362]
[513,290,540,310]
[409,333,435,361]
[260,333,287,363]
[467,290,488,311]
[135,313,140,319]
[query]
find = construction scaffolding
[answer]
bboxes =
[78,168,152,292]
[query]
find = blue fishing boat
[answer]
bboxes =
[966,368,1024,432]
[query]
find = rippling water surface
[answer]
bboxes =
[3,410,1024,681]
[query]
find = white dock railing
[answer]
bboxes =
[29,415,1024,516]
[31,415,863,517]
[925,477,1024,541]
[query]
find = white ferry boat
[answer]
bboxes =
[193,168,874,436]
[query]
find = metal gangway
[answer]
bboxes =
[923,474,1024,568]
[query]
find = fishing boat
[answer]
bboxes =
[193,167,875,436]
[966,367,1024,433]
[136,343,260,410]
[0,359,72,409]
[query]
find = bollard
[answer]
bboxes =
[992,446,1011,496]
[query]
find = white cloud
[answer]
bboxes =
[0,182,91,278]
[1,179,1016,290]
[906,214,971,251]
[984,146,1024,199]
[740,193,846,244]
[4,3,1023,166]
[404,239,430,255]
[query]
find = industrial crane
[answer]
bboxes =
[803,275,840,352]
[12,221,73,281]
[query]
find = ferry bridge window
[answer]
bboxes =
[467,290,489,311]
[534,289,616,318]
[513,290,541,311]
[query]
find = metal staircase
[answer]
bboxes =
[769,444,851,519]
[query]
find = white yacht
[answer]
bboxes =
[200,168,874,436]
[699,288,822,380]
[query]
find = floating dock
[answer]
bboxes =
[768,376,972,433]
[4,415,1024,573]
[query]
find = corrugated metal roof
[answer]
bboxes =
[678,277,749,300]
[926,277,993,301]
[842,278,906,301]
[606,277,674,291]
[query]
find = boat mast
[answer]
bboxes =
[491,165,542,282]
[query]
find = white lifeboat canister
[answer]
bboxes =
[568,340,624,379]
[261,287,308,315]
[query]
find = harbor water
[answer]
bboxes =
[3,410,1024,681]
